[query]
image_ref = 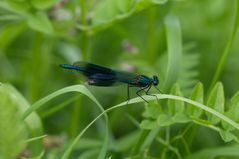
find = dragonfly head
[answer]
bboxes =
[152,75,159,86]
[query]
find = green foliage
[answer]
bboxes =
[0,83,43,158]
[222,91,239,131]
[0,83,27,158]
[186,82,203,117]
[31,0,58,10]
[0,0,55,34]
[178,43,200,94]
[206,82,224,124]
[81,0,168,32]
[5,0,32,12]
[1,0,239,159]
[5,0,57,11]
[20,83,239,158]
[140,82,239,144]
[185,145,239,159]
[27,12,53,34]
[22,85,109,159]
[163,15,182,91]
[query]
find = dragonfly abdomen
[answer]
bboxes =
[59,64,85,72]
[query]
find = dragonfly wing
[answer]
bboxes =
[87,73,119,86]
[73,61,115,76]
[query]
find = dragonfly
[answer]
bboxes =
[59,61,161,103]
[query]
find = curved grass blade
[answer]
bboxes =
[163,15,182,91]
[21,85,109,159]
[210,0,239,88]
[40,95,80,119]
[61,94,239,159]
[126,94,239,129]
[185,145,239,159]
[25,135,47,143]
[168,83,185,115]
[22,85,101,119]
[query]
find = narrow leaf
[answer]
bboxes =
[206,82,224,124]
[163,15,182,91]
[222,91,239,131]
[22,85,109,159]
[168,83,184,115]
[185,145,239,159]
[187,82,204,117]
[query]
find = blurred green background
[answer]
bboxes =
[1,0,239,158]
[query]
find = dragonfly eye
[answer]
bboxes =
[153,75,159,86]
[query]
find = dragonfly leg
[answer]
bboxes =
[136,86,149,103]
[127,85,131,104]
[127,85,135,104]
[145,85,159,101]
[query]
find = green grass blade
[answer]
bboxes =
[60,94,239,159]
[40,95,80,119]
[22,85,97,119]
[123,95,239,130]
[210,0,239,88]
[25,135,47,143]
[163,15,182,91]
[21,85,109,159]
[139,127,160,152]
[168,83,185,115]
[185,145,239,159]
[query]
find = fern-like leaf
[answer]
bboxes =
[178,43,200,95]
[140,82,239,143]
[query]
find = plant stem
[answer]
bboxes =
[130,130,150,156]
[210,0,239,89]
[147,7,158,64]
[79,0,90,61]
[30,32,43,102]
[69,0,90,137]
[62,93,239,158]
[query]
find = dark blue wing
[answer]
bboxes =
[87,73,117,86]
[73,61,115,76]
[60,61,119,86]
[60,61,150,87]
